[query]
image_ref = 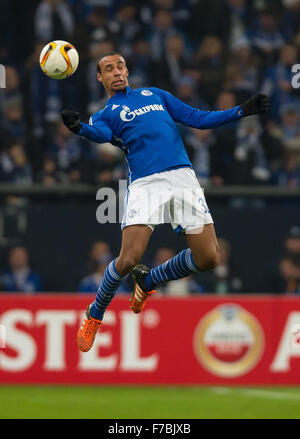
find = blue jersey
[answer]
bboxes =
[79,86,244,183]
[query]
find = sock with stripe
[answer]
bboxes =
[144,248,199,291]
[90,259,125,320]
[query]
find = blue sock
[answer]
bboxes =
[145,248,199,291]
[90,259,124,320]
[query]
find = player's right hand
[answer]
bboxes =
[61,109,81,133]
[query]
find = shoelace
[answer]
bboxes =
[83,319,101,338]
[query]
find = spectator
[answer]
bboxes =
[1,96,25,139]
[148,8,176,62]
[269,104,300,156]
[47,120,83,182]
[7,143,33,185]
[191,35,226,106]
[284,225,300,266]
[268,225,300,293]
[23,41,55,138]
[210,91,240,186]
[175,76,202,108]
[278,255,300,293]
[271,151,300,187]
[247,6,284,67]
[193,0,255,53]
[109,1,142,57]
[34,0,75,42]
[0,68,25,145]
[207,237,244,294]
[78,252,110,293]
[261,44,300,121]
[0,246,42,293]
[36,156,61,185]
[224,37,262,101]
[0,144,12,182]
[72,6,118,59]
[211,92,276,186]
[281,0,300,42]
[126,39,153,88]
[152,33,190,92]
[0,141,33,185]
[87,142,124,186]
[79,243,129,293]
[231,116,270,184]
[0,66,22,111]
[185,127,215,186]
[87,240,112,274]
[226,0,256,46]
[141,0,192,33]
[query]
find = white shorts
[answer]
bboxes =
[121,167,214,235]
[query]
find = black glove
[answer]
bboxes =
[61,109,81,133]
[240,93,269,116]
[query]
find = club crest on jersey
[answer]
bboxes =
[141,89,153,96]
[119,103,164,122]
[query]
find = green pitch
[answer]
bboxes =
[0,386,300,419]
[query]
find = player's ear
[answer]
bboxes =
[97,72,103,83]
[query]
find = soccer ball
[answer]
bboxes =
[39,40,79,79]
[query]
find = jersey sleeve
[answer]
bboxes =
[151,87,244,129]
[78,112,113,143]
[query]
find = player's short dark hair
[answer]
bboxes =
[96,51,124,74]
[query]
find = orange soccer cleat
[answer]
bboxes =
[130,264,157,314]
[77,304,102,352]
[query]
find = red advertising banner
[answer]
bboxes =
[0,294,300,384]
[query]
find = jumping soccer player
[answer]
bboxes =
[61,52,269,352]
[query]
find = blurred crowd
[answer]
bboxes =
[1,0,300,187]
[1,226,300,294]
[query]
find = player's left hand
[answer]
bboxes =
[240,94,270,116]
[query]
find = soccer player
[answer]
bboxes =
[62,52,269,352]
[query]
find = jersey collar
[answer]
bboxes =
[107,86,133,103]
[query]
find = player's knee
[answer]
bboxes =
[206,250,219,270]
[117,254,140,274]
[193,247,219,271]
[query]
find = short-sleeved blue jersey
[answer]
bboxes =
[79,86,244,183]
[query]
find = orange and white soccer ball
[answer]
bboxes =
[39,40,79,79]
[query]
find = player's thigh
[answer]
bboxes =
[117,224,153,271]
[184,224,219,270]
